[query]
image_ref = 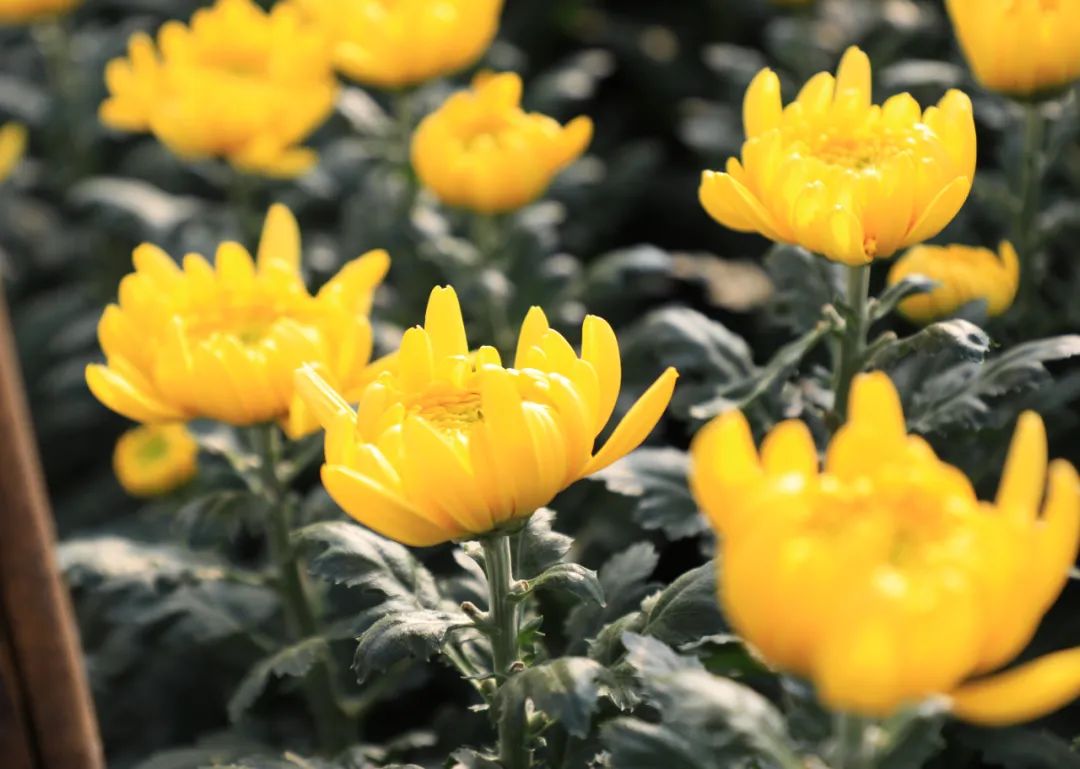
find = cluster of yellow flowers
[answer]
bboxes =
[296,287,676,546]
[691,373,1080,724]
[76,0,1080,734]
[86,205,387,437]
[700,47,977,266]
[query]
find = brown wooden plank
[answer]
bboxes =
[0,287,104,769]
[0,621,37,769]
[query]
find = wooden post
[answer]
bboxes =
[0,287,104,769]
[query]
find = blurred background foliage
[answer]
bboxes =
[3,0,1080,767]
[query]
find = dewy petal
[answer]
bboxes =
[294,365,355,428]
[401,415,491,533]
[256,203,301,271]
[847,372,906,437]
[85,364,186,423]
[743,68,783,138]
[760,419,820,478]
[514,306,550,369]
[424,285,469,361]
[950,647,1080,727]
[995,411,1048,521]
[582,367,678,475]
[834,46,872,109]
[904,175,972,246]
[580,314,621,433]
[699,171,785,241]
[321,464,455,547]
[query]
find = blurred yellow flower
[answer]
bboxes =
[99,0,338,178]
[294,0,503,89]
[888,241,1020,324]
[412,72,593,214]
[699,46,976,265]
[86,204,389,436]
[947,0,1080,98]
[296,285,677,546]
[690,372,1080,724]
[113,423,198,497]
[0,122,26,182]
[0,0,78,23]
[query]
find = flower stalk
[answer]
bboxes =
[832,263,871,425]
[253,424,354,755]
[471,213,516,355]
[480,532,528,769]
[832,713,873,769]
[1014,102,1045,317]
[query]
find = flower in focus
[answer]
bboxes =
[946,0,1080,98]
[296,285,677,546]
[690,372,1080,724]
[294,0,503,89]
[887,241,1020,324]
[113,423,198,497]
[0,0,78,23]
[86,204,389,437]
[412,72,593,214]
[0,122,26,182]
[100,0,338,177]
[699,46,976,265]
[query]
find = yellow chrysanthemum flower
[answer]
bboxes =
[412,72,594,214]
[947,0,1080,98]
[294,0,503,90]
[699,46,976,265]
[99,0,338,178]
[86,204,389,437]
[113,423,198,497]
[887,241,1020,324]
[0,0,78,23]
[296,285,678,547]
[0,122,26,182]
[690,372,1080,724]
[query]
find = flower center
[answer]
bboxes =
[136,433,171,464]
[409,387,484,432]
[810,133,907,171]
[183,305,286,345]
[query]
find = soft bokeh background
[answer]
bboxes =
[3,0,1080,766]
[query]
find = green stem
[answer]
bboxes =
[230,171,262,244]
[481,533,528,769]
[1014,102,1045,318]
[33,18,88,181]
[471,213,516,355]
[253,424,354,755]
[832,264,871,426]
[833,713,873,769]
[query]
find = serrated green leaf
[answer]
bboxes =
[513,508,572,579]
[764,244,845,334]
[353,609,470,683]
[873,319,991,371]
[493,657,604,738]
[293,521,440,608]
[602,718,706,769]
[523,562,605,607]
[871,275,937,322]
[906,335,1080,433]
[227,637,328,723]
[622,632,704,677]
[639,562,727,647]
[568,543,660,653]
[592,448,705,541]
[642,668,801,769]
[689,319,832,419]
[952,724,1080,769]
